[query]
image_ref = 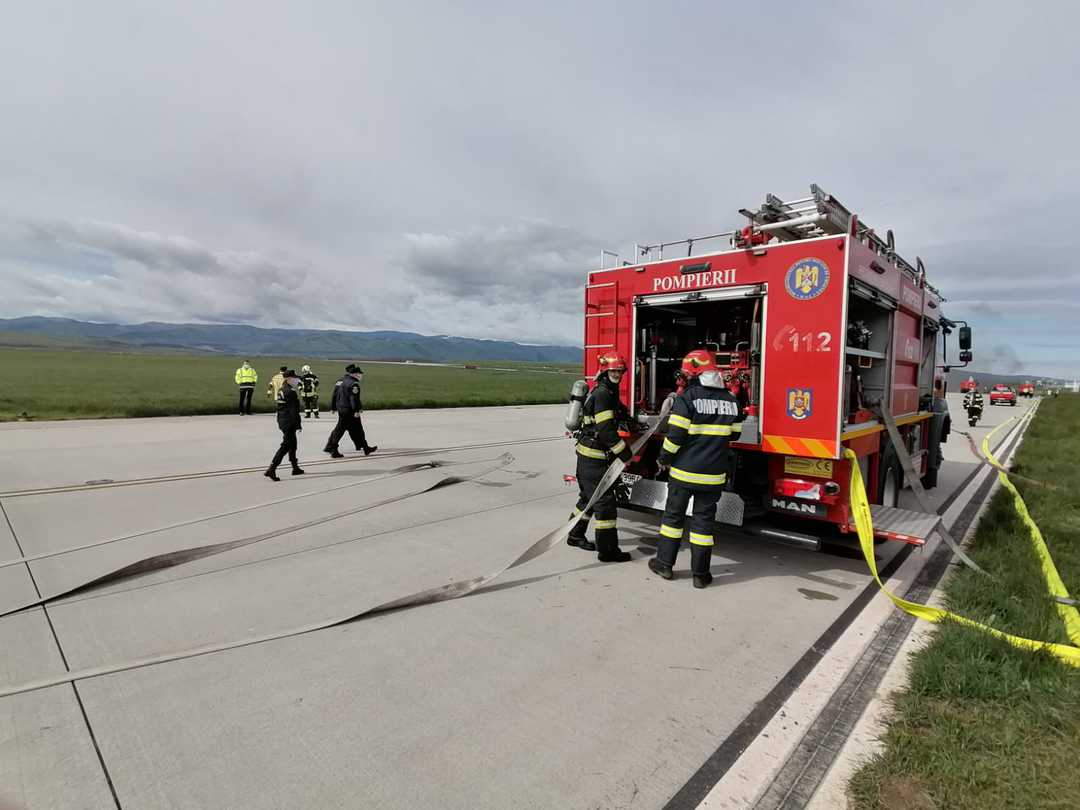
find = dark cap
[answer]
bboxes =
[284,369,298,378]
[279,365,288,372]
[345,363,363,374]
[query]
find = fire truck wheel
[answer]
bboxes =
[878,447,903,508]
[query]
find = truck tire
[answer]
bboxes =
[878,446,903,508]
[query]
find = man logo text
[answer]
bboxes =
[771,498,820,514]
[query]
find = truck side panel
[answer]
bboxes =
[759,246,846,459]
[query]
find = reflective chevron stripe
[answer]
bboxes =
[576,445,607,459]
[670,468,727,486]
[689,532,714,546]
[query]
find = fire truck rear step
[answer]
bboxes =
[851,504,941,545]
[623,476,745,526]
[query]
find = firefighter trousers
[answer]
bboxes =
[570,455,620,553]
[269,428,300,472]
[238,386,254,414]
[324,412,368,452]
[655,482,719,576]
[302,395,319,415]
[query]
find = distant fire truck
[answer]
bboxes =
[960,376,978,393]
[1018,381,1035,398]
[579,185,973,548]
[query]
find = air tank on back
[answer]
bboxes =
[564,379,589,430]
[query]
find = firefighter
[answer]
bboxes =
[649,350,743,588]
[567,351,633,562]
[234,360,257,415]
[324,364,378,458]
[300,364,320,418]
[267,366,288,400]
[264,370,305,481]
[963,388,984,426]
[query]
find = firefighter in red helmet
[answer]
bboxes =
[567,351,634,562]
[649,349,743,588]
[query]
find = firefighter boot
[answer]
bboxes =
[292,467,305,476]
[566,516,596,551]
[264,468,280,482]
[691,544,713,589]
[648,558,673,580]
[596,534,631,563]
[363,445,378,456]
[654,537,681,570]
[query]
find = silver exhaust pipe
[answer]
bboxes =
[743,525,822,551]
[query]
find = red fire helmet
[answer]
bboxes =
[680,349,716,377]
[597,351,628,372]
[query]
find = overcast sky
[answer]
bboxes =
[1,1,1077,376]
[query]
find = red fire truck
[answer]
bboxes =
[960,376,978,393]
[581,185,973,548]
[1018,381,1035,398]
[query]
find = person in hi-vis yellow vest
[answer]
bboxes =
[234,361,258,415]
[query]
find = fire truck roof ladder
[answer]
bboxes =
[613,185,942,297]
[739,183,853,241]
[740,184,940,295]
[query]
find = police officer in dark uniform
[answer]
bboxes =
[323,364,378,458]
[567,351,633,563]
[649,350,743,588]
[264,370,305,481]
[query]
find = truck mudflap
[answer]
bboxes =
[848,504,940,545]
[620,474,745,526]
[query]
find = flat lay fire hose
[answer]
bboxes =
[0,399,672,698]
[0,456,514,619]
[979,408,1080,640]
[846,447,1080,668]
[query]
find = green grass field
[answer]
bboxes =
[0,349,583,421]
[849,394,1080,810]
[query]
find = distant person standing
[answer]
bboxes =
[264,370,305,481]
[300,364,320,418]
[267,366,287,401]
[234,360,257,415]
[323,364,377,458]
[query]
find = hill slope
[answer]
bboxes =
[0,317,581,363]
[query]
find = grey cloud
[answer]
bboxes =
[27,219,224,277]
[0,219,346,328]
[21,218,302,291]
[398,220,597,314]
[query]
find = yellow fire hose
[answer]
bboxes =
[846,446,1080,668]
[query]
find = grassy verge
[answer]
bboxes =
[0,348,581,421]
[849,394,1080,810]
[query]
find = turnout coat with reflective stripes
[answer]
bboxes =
[657,380,742,488]
[575,377,632,462]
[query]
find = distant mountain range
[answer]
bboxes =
[0,317,582,363]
